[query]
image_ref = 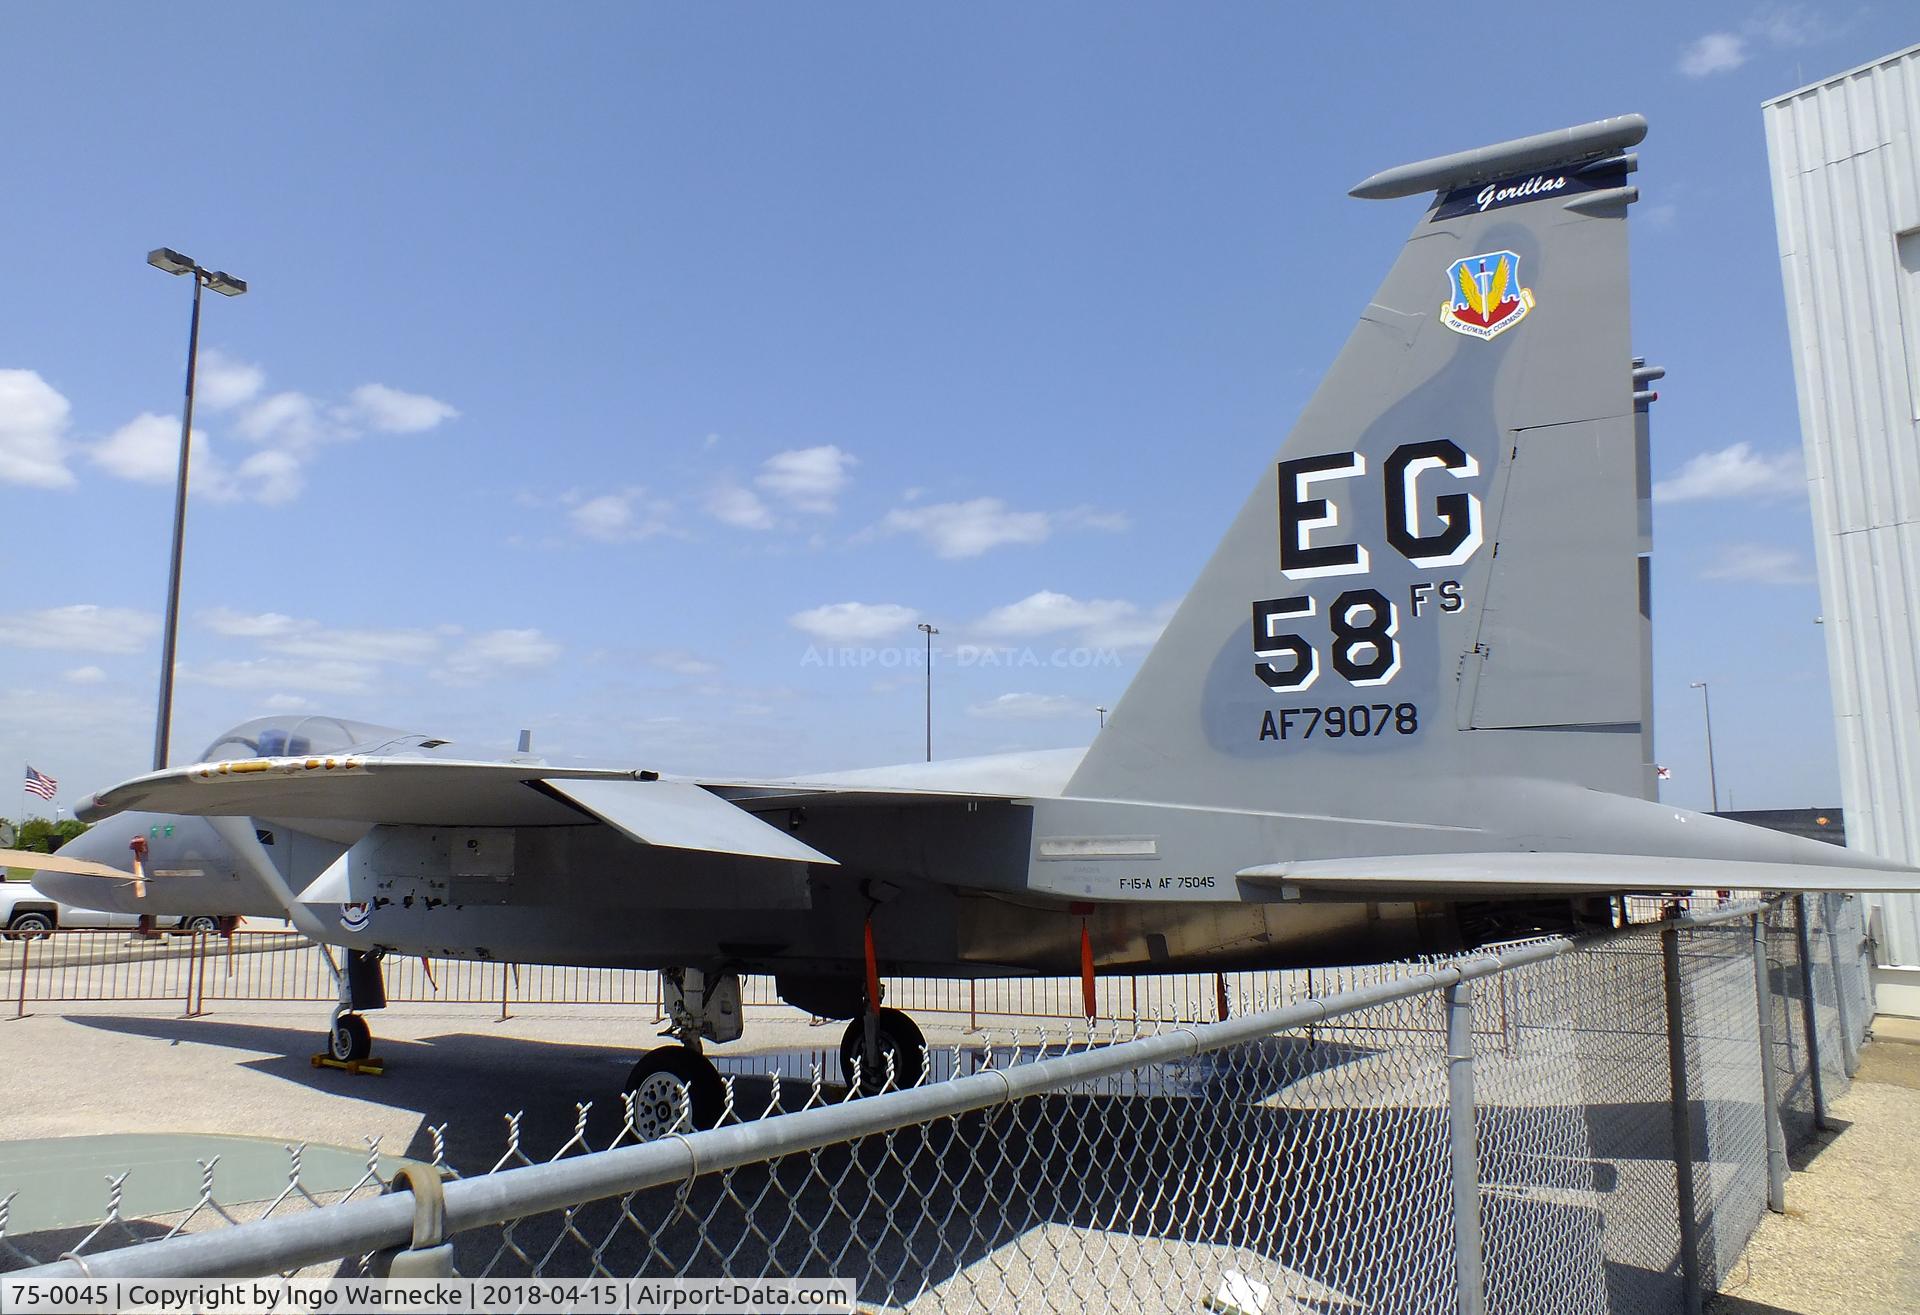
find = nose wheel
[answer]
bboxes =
[623,1045,725,1138]
[840,1008,926,1095]
[328,1011,372,1063]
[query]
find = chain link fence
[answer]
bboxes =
[3,895,1879,1313]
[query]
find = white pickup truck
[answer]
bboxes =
[0,877,225,937]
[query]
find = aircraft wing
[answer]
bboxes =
[1239,850,1920,898]
[74,757,883,866]
[0,847,138,881]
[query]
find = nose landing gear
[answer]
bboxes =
[321,948,386,1065]
[621,969,741,1138]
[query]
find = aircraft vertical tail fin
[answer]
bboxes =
[1069,116,1655,816]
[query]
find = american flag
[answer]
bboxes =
[23,765,57,800]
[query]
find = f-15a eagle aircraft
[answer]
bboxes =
[31,113,1920,1133]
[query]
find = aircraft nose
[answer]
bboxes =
[52,818,139,871]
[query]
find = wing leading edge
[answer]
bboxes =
[1240,850,1920,898]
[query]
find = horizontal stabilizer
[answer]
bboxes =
[544,779,838,866]
[1238,850,1920,898]
[0,847,138,881]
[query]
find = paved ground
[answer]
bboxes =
[1704,1019,1920,1315]
[1,998,986,1177]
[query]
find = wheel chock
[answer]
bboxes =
[310,1053,386,1076]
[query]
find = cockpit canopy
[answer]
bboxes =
[197,716,454,763]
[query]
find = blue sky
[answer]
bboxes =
[2,4,1912,818]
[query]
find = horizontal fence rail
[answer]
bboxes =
[2,894,1881,1315]
[4,927,1512,1028]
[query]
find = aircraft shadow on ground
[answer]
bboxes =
[56,1016,1740,1310]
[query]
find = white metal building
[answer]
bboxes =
[1764,43,1920,1012]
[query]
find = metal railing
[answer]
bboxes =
[4,927,1454,1026]
[3,893,1880,1313]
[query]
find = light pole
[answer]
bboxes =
[146,248,247,772]
[1096,705,1108,729]
[1689,681,1720,812]
[917,623,939,761]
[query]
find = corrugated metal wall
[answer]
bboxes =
[1764,44,1920,966]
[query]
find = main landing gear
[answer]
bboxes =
[326,948,387,1063]
[623,968,741,1139]
[839,1008,926,1096]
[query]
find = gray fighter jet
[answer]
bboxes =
[38,114,1920,1132]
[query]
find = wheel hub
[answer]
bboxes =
[630,1072,692,1139]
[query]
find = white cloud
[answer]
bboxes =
[1058,505,1132,533]
[1679,8,1820,78]
[200,608,303,640]
[974,590,1174,650]
[92,413,188,484]
[14,356,447,505]
[706,483,775,530]
[342,383,459,434]
[967,692,1087,720]
[263,693,314,712]
[237,390,330,449]
[193,607,558,690]
[976,591,1136,637]
[233,448,304,504]
[1653,443,1803,503]
[569,490,673,543]
[757,445,855,513]
[183,657,379,694]
[789,602,919,643]
[440,629,563,682]
[198,350,265,411]
[1702,543,1817,584]
[271,627,441,664]
[649,650,721,676]
[0,604,158,654]
[0,369,76,489]
[1678,32,1747,76]
[91,414,306,504]
[63,665,107,685]
[199,607,439,663]
[882,498,1052,558]
[1750,6,1819,49]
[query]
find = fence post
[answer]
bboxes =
[1751,913,1788,1213]
[181,931,198,1019]
[1444,978,1486,1315]
[1822,894,1860,1077]
[16,934,30,1019]
[1662,925,1703,1315]
[499,962,511,1022]
[1793,895,1831,1129]
[194,931,212,1019]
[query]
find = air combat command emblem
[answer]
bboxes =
[1440,250,1533,340]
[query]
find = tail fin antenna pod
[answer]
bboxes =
[1349,115,1648,200]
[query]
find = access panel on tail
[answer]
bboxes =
[1070,115,1654,817]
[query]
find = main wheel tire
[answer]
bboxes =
[329,1013,372,1063]
[6,912,53,939]
[840,1008,927,1095]
[623,1046,725,1139]
[181,915,221,935]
